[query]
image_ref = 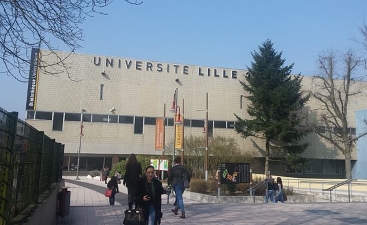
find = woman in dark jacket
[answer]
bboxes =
[135,165,165,225]
[124,153,142,209]
[107,176,119,205]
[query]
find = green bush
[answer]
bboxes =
[89,170,101,177]
[110,160,127,178]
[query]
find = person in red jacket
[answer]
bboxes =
[123,153,142,209]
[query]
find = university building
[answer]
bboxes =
[24,49,367,178]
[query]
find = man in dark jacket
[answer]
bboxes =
[123,153,142,209]
[168,156,191,219]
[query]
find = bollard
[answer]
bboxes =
[165,186,172,205]
[58,187,71,218]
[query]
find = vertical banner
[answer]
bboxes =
[175,124,183,149]
[155,118,164,150]
[26,48,40,110]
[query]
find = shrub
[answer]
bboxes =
[89,170,100,177]
[189,179,208,194]
[110,160,127,178]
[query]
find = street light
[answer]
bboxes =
[75,109,86,180]
[197,92,209,181]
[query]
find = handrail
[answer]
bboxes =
[248,179,267,192]
[322,179,353,202]
[322,179,352,191]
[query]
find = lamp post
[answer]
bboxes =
[170,88,178,167]
[198,92,209,181]
[75,109,85,180]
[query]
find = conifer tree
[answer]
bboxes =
[235,40,310,174]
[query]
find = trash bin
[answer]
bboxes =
[58,187,70,218]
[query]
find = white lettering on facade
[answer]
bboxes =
[93,57,238,79]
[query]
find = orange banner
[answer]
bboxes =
[155,118,165,150]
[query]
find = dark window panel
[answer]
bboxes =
[214,121,227,128]
[184,119,191,127]
[208,120,213,137]
[65,113,81,121]
[92,114,109,123]
[27,111,35,119]
[82,114,91,122]
[109,115,118,123]
[166,118,174,126]
[53,112,63,131]
[119,116,134,124]
[134,117,143,134]
[144,117,156,125]
[191,119,204,128]
[227,121,235,129]
[35,111,52,120]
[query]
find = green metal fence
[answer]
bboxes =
[0,108,64,225]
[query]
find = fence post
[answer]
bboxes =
[348,181,351,202]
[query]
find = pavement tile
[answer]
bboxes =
[57,176,367,225]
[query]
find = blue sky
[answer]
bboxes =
[1,0,366,118]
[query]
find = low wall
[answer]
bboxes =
[182,190,367,203]
[25,180,65,225]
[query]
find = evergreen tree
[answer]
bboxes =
[235,40,310,174]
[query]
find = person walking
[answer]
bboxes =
[275,177,285,203]
[168,156,191,219]
[123,153,142,209]
[107,176,119,205]
[135,165,165,225]
[265,175,275,203]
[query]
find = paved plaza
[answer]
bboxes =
[57,176,367,225]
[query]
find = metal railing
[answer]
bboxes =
[322,179,353,202]
[248,179,267,203]
[0,108,64,225]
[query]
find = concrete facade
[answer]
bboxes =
[24,49,367,177]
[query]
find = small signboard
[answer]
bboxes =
[150,159,169,171]
[220,163,250,184]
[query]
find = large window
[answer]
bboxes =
[82,114,92,122]
[166,118,174,126]
[144,117,156,125]
[305,160,323,174]
[184,119,191,127]
[191,119,204,128]
[35,111,52,120]
[214,121,227,128]
[134,117,143,134]
[119,116,134,124]
[323,160,342,175]
[53,112,64,131]
[65,113,81,121]
[227,121,235,129]
[109,115,118,123]
[92,114,109,123]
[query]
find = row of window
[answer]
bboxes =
[316,126,356,135]
[26,111,235,134]
[287,159,343,175]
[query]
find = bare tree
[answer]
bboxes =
[311,50,367,179]
[0,0,142,82]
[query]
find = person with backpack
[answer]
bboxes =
[168,156,191,219]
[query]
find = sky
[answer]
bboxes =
[1,0,367,119]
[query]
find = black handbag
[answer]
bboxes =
[123,208,145,225]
